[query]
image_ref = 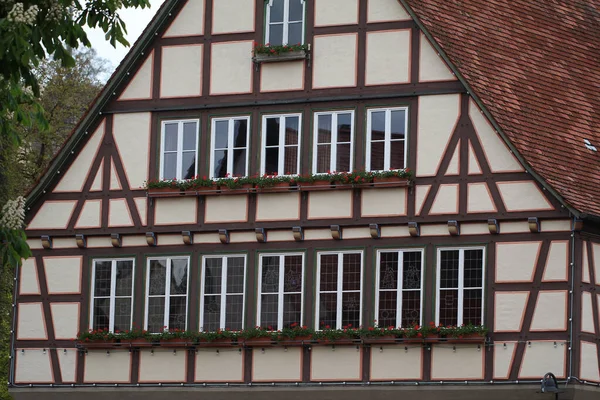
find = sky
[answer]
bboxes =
[85,0,166,74]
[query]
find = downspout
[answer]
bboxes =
[9,263,20,386]
[567,215,576,384]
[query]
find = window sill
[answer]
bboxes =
[253,50,308,64]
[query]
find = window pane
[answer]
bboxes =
[94,261,112,297]
[320,254,338,292]
[169,296,187,330]
[316,144,331,173]
[342,253,361,291]
[464,250,483,288]
[261,257,280,293]
[285,117,299,145]
[390,140,405,170]
[403,252,421,290]
[266,118,280,146]
[391,110,406,140]
[202,296,220,332]
[204,258,222,295]
[378,291,397,328]
[265,147,279,175]
[371,111,385,138]
[93,298,110,330]
[269,0,284,23]
[260,294,278,329]
[226,257,245,294]
[233,149,246,177]
[170,259,188,295]
[288,22,303,45]
[114,298,132,332]
[148,260,166,296]
[289,0,303,21]
[213,150,227,178]
[463,289,482,325]
[214,121,228,148]
[147,297,165,333]
[336,143,351,172]
[183,122,197,150]
[379,252,398,290]
[115,260,133,296]
[163,153,177,180]
[317,114,332,143]
[438,289,458,327]
[284,256,303,293]
[342,292,360,327]
[283,293,302,328]
[182,151,196,179]
[233,120,248,147]
[370,141,385,171]
[402,291,420,327]
[164,123,178,152]
[268,23,284,46]
[337,113,352,143]
[319,293,337,329]
[225,294,244,331]
[440,250,460,289]
[284,147,298,175]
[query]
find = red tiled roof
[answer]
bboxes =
[403,0,600,216]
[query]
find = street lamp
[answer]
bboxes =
[540,372,560,400]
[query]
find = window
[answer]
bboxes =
[145,257,189,333]
[366,107,408,171]
[313,111,354,173]
[258,253,304,330]
[266,0,305,46]
[200,255,246,331]
[376,250,423,328]
[436,248,485,326]
[316,251,362,329]
[210,117,250,178]
[90,259,134,332]
[262,114,301,176]
[160,120,199,180]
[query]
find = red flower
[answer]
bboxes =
[368,327,374,331]
[417,333,423,338]
[325,325,331,329]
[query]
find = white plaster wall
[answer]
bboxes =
[195,349,243,382]
[416,94,460,177]
[497,181,553,212]
[17,303,46,340]
[154,197,198,225]
[431,345,484,380]
[252,347,302,381]
[313,34,357,89]
[581,292,595,333]
[52,238,78,249]
[211,41,253,95]
[90,160,103,191]
[311,346,361,381]
[108,198,134,227]
[381,225,410,237]
[84,351,131,383]
[27,201,77,230]
[50,303,79,340]
[304,229,333,241]
[419,33,455,82]
[110,160,121,190]
[256,193,300,221]
[26,239,43,250]
[519,341,566,378]
[415,185,431,215]
[161,44,203,98]
[113,113,151,189]
[119,53,153,100]
[19,258,40,295]
[420,224,448,237]
[495,242,540,282]
[446,143,460,175]
[134,197,147,226]
[15,350,53,383]
[212,0,254,34]
[58,349,77,383]
[542,241,568,282]
[157,234,183,246]
[580,342,600,382]
[362,188,407,217]
[308,190,353,219]
[460,223,489,235]
[468,142,482,174]
[499,221,530,234]
[205,195,247,223]
[230,231,257,243]
[430,184,459,214]
[122,235,148,247]
[531,291,567,331]
[44,256,82,294]
[494,292,528,332]
[261,62,304,92]
[193,232,221,244]
[541,219,571,232]
[367,0,410,22]
[139,349,186,382]
[342,227,371,239]
[365,30,410,85]
[315,0,358,26]
[582,241,590,283]
[87,236,113,248]
[267,230,296,242]
[54,121,104,192]
[370,345,421,380]
[75,199,101,229]
[467,183,496,213]
[163,0,204,37]
[593,243,600,285]
[493,342,517,379]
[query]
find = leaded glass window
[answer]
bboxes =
[145,257,189,332]
[91,259,134,332]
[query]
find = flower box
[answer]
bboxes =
[159,338,190,347]
[446,334,486,344]
[147,187,182,197]
[198,338,239,347]
[257,181,298,192]
[244,336,276,347]
[314,338,359,346]
[371,176,410,188]
[119,339,153,348]
[299,180,332,191]
[219,183,255,195]
[279,335,314,345]
[253,50,307,64]
[362,335,397,344]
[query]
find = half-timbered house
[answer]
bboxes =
[10,0,600,399]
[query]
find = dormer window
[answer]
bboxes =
[266,0,305,46]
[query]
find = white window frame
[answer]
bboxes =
[312,110,355,173]
[375,249,424,328]
[435,247,486,326]
[261,113,302,176]
[209,116,250,179]
[315,250,363,330]
[265,0,306,46]
[159,119,199,180]
[366,107,409,171]
[89,258,135,332]
[144,256,190,331]
[200,254,247,331]
[256,252,305,330]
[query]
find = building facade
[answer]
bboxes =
[11,0,600,399]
